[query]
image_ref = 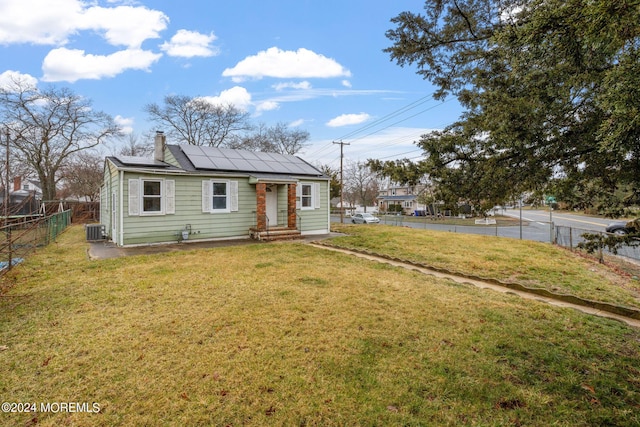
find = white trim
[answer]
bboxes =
[299,182,320,210]
[128,179,140,216]
[165,180,175,214]
[139,178,165,216]
[202,179,238,214]
[119,170,124,246]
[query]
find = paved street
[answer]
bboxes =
[333,209,622,244]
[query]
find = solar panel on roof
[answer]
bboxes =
[116,156,169,167]
[179,144,321,175]
[189,155,217,169]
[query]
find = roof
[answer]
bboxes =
[172,144,324,177]
[377,195,417,201]
[106,156,183,172]
[108,144,326,179]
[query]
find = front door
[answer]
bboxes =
[265,185,278,226]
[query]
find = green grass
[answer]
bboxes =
[0,226,639,426]
[329,224,640,310]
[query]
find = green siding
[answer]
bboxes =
[298,179,330,235]
[121,173,259,246]
[109,167,329,246]
[100,161,119,242]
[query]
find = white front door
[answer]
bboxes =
[265,185,278,226]
[111,192,117,243]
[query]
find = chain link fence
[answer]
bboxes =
[0,210,72,275]
[555,225,640,263]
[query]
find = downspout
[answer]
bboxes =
[326,180,330,232]
[119,170,124,246]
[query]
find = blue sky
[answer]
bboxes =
[0,0,462,167]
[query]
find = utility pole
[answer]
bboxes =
[333,140,350,223]
[4,128,8,228]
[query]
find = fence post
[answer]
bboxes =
[569,227,573,250]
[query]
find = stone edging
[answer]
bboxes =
[311,241,640,321]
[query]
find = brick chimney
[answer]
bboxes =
[154,131,166,162]
[13,176,21,192]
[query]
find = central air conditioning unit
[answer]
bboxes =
[85,224,105,241]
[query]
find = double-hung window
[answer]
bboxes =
[301,184,313,209]
[202,180,238,213]
[212,181,228,211]
[297,182,320,210]
[142,180,163,213]
[128,178,175,216]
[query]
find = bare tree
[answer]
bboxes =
[229,122,310,155]
[117,132,154,157]
[267,122,309,155]
[60,151,104,202]
[345,161,379,212]
[227,123,274,152]
[144,95,251,147]
[0,78,121,201]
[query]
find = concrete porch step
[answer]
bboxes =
[249,227,302,242]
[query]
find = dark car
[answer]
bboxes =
[605,219,639,235]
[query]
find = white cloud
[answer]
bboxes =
[198,86,253,111]
[160,29,219,58]
[114,115,134,134]
[0,70,38,91]
[289,119,306,127]
[272,81,312,91]
[342,80,352,88]
[326,113,371,127]
[42,48,162,82]
[79,5,168,48]
[0,0,168,48]
[222,47,351,82]
[0,0,82,45]
[255,101,280,113]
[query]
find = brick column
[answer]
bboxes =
[287,183,297,229]
[256,182,267,230]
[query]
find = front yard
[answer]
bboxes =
[0,225,638,426]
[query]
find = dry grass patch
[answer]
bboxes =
[0,226,639,426]
[329,224,640,310]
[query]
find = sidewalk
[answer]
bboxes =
[88,233,340,260]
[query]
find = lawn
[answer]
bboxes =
[328,224,640,311]
[0,225,639,426]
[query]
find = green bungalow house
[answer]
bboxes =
[100,132,330,246]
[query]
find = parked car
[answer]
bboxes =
[351,213,380,224]
[605,219,638,235]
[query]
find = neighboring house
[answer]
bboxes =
[100,132,330,247]
[15,177,44,199]
[0,177,42,216]
[376,184,427,215]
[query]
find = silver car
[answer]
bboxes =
[351,213,380,224]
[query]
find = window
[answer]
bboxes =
[297,182,320,210]
[142,180,162,213]
[301,184,312,208]
[212,181,228,210]
[202,180,238,213]
[128,178,175,216]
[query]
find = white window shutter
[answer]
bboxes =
[230,181,239,212]
[313,183,321,209]
[165,180,175,214]
[202,180,211,213]
[128,179,140,216]
[296,182,301,209]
